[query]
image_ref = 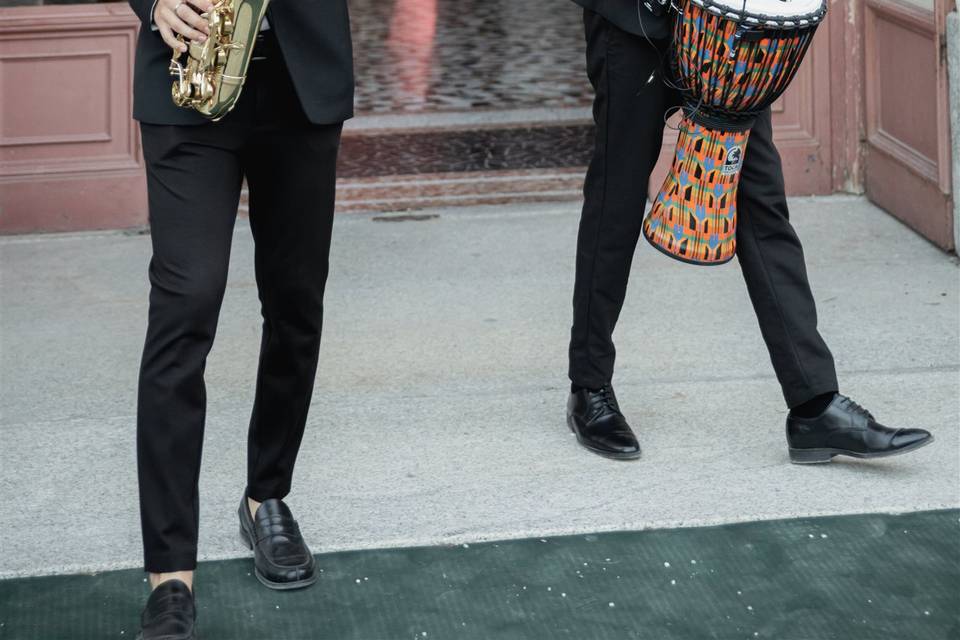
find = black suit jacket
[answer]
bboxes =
[570,0,672,40]
[127,0,354,125]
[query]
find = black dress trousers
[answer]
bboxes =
[136,32,342,573]
[568,10,839,408]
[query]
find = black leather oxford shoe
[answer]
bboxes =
[786,394,933,464]
[567,384,641,460]
[239,496,317,590]
[136,579,196,640]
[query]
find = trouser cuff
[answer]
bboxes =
[143,550,198,574]
[245,483,292,504]
[784,379,839,410]
[568,361,611,391]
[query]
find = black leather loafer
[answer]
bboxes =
[239,496,317,590]
[786,394,933,464]
[136,579,196,640]
[567,384,641,460]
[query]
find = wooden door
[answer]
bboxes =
[863,0,955,250]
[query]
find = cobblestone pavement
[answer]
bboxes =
[351,0,592,114]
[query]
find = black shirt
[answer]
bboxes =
[570,0,673,40]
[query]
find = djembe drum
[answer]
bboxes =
[642,0,827,265]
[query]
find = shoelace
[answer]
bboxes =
[837,394,873,420]
[591,385,620,416]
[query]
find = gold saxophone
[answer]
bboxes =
[168,0,271,120]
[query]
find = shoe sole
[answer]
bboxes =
[566,415,642,461]
[789,435,935,464]
[238,525,319,591]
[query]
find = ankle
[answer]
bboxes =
[247,496,261,519]
[149,570,194,592]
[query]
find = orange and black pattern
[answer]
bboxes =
[674,4,817,118]
[643,120,749,265]
[643,0,820,265]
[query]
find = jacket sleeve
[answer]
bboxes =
[128,0,157,27]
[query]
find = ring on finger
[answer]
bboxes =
[173,0,184,15]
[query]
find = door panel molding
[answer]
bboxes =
[870,129,941,182]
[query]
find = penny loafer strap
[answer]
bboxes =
[253,515,302,544]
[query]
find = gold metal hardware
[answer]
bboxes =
[168,0,271,121]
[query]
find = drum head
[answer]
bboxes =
[692,0,828,27]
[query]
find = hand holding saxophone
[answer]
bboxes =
[153,0,214,53]
[167,0,272,119]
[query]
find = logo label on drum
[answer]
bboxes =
[721,146,743,176]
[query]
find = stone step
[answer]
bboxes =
[239,108,593,214]
[239,168,584,216]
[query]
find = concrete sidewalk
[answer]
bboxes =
[1,196,957,578]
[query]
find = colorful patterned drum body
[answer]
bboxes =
[642,0,827,265]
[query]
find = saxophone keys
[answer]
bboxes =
[169,0,268,118]
[199,76,216,102]
[220,15,235,37]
